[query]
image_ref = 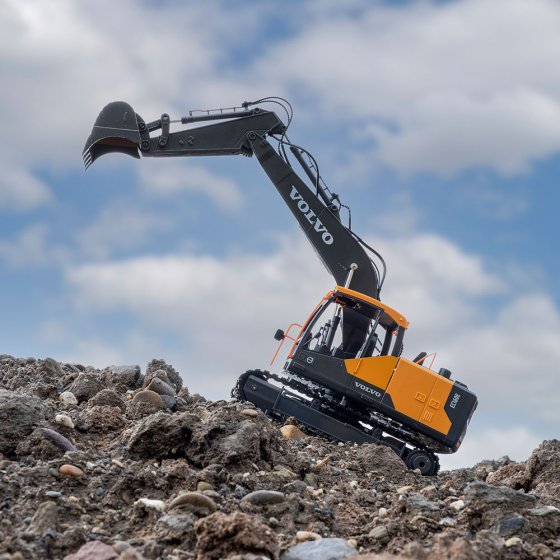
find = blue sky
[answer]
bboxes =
[2,0,560,469]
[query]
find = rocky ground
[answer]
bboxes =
[0,355,559,560]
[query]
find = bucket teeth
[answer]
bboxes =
[83,149,93,169]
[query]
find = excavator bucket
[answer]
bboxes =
[82,101,142,169]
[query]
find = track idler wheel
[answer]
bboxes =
[405,449,440,476]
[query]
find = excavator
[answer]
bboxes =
[83,97,477,475]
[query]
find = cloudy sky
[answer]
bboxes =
[2,0,559,469]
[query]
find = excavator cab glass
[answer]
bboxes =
[290,287,408,362]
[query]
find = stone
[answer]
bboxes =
[55,414,75,429]
[504,536,523,548]
[528,505,560,516]
[0,389,44,455]
[108,365,141,388]
[295,531,322,542]
[59,391,78,405]
[406,493,439,512]
[168,491,217,514]
[146,377,176,397]
[69,372,105,402]
[135,498,166,512]
[495,517,525,537]
[131,390,164,409]
[59,464,84,477]
[281,537,357,560]
[369,525,389,540]
[63,540,118,560]
[124,411,197,460]
[29,501,58,535]
[280,425,307,440]
[145,359,183,392]
[241,490,286,506]
[241,408,258,417]
[40,427,76,452]
[448,499,465,511]
[88,389,126,411]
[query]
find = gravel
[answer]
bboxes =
[0,354,559,560]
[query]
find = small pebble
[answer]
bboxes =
[58,464,84,477]
[280,425,306,440]
[131,390,164,409]
[505,537,523,548]
[528,506,560,516]
[241,408,258,417]
[112,459,125,469]
[168,492,217,513]
[45,491,62,498]
[135,498,166,512]
[396,485,413,494]
[439,517,457,527]
[197,481,213,492]
[40,428,76,452]
[295,531,322,542]
[369,525,389,540]
[146,377,176,397]
[378,507,388,518]
[449,499,465,511]
[54,414,74,429]
[241,490,286,506]
[347,538,358,549]
[349,480,358,489]
[59,391,78,405]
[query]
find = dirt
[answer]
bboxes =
[0,354,558,560]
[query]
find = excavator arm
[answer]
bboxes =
[84,100,383,352]
[84,101,380,296]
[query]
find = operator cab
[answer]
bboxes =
[292,286,409,362]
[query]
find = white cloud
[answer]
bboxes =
[0,223,68,267]
[138,160,244,212]
[0,0,265,210]
[252,0,560,175]
[0,163,51,211]
[76,202,172,260]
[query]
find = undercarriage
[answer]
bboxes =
[232,369,440,476]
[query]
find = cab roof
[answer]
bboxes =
[334,285,410,329]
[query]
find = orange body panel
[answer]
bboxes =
[345,356,399,391]
[384,359,452,435]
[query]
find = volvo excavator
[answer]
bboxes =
[83,97,477,475]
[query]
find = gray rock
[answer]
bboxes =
[29,501,58,535]
[69,372,105,402]
[241,490,286,506]
[494,516,526,537]
[281,538,356,560]
[161,395,177,410]
[0,389,44,455]
[124,411,199,460]
[145,359,183,392]
[464,481,536,509]
[41,358,66,380]
[406,493,440,512]
[147,377,176,397]
[282,480,308,495]
[108,365,141,388]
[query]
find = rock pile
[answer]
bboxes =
[0,355,558,559]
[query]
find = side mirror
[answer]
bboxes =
[273,329,285,341]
